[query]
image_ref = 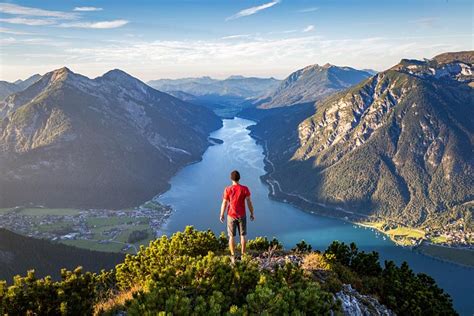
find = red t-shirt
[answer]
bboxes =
[223,184,251,219]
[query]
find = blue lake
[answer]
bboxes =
[158,118,474,315]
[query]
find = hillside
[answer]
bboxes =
[0,74,41,100]
[0,227,456,315]
[0,67,222,209]
[0,228,123,281]
[250,51,474,231]
[255,64,372,109]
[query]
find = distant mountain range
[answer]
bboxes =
[0,67,221,208]
[148,76,281,118]
[249,51,473,229]
[0,228,123,281]
[148,75,280,99]
[0,74,41,100]
[255,64,373,109]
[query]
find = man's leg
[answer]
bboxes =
[229,235,235,256]
[239,217,247,255]
[240,235,246,254]
[227,217,237,257]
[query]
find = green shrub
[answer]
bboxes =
[247,236,283,251]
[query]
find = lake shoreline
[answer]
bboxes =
[247,125,474,269]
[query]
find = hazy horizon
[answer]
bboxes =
[1,0,473,82]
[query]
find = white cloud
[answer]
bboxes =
[0,17,55,26]
[298,7,318,13]
[54,34,469,80]
[226,0,280,21]
[0,2,76,19]
[3,33,471,81]
[59,20,129,29]
[412,17,438,28]
[221,34,252,40]
[302,25,315,33]
[0,36,65,46]
[73,7,103,12]
[0,36,16,45]
[0,27,34,35]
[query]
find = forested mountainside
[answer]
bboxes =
[0,74,41,100]
[249,51,473,229]
[255,64,372,109]
[0,228,123,281]
[0,67,222,209]
[0,227,456,315]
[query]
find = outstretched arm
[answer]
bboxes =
[220,199,228,223]
[246,196,255,221]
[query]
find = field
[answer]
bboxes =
[417,243,474,267]
[0,205,166,254]
[61,239,126,253]
[358,221,426,246]
[18,208,81,216]
[0,208,14,214]
[385,226,426,239]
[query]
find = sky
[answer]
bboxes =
[0,0,473,82]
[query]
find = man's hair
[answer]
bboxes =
[230,170,240,182]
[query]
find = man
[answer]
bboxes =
[220,170,254,262]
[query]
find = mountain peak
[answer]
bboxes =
[53,66,73,75]
[49,67,76,84]
[102,68,130,78]
[226,75,246,80]
[100,69,143,85]
[433,50,474,65]
[258,63,372,108]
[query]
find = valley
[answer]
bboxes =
[0,51,472,315]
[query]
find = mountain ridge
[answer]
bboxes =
[248,51,474,230]
[0,67,222,208]
[255,64,372,109]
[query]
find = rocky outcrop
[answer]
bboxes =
[336,284,395,316]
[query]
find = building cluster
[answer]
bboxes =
[0,201,173,252]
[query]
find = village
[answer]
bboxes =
[0,200,172,253]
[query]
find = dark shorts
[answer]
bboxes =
[227,216,247,237]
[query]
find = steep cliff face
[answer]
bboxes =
[0,67,222,208]
[251,51,474,228]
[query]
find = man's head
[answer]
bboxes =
[230,170,240,182]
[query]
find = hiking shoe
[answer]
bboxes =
[230,255,236,264]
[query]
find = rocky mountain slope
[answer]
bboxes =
[255,64,372,109]
[250,51,474,229]
[0,228,123,281]
[0,67,221,208]
[0,74,41,100]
